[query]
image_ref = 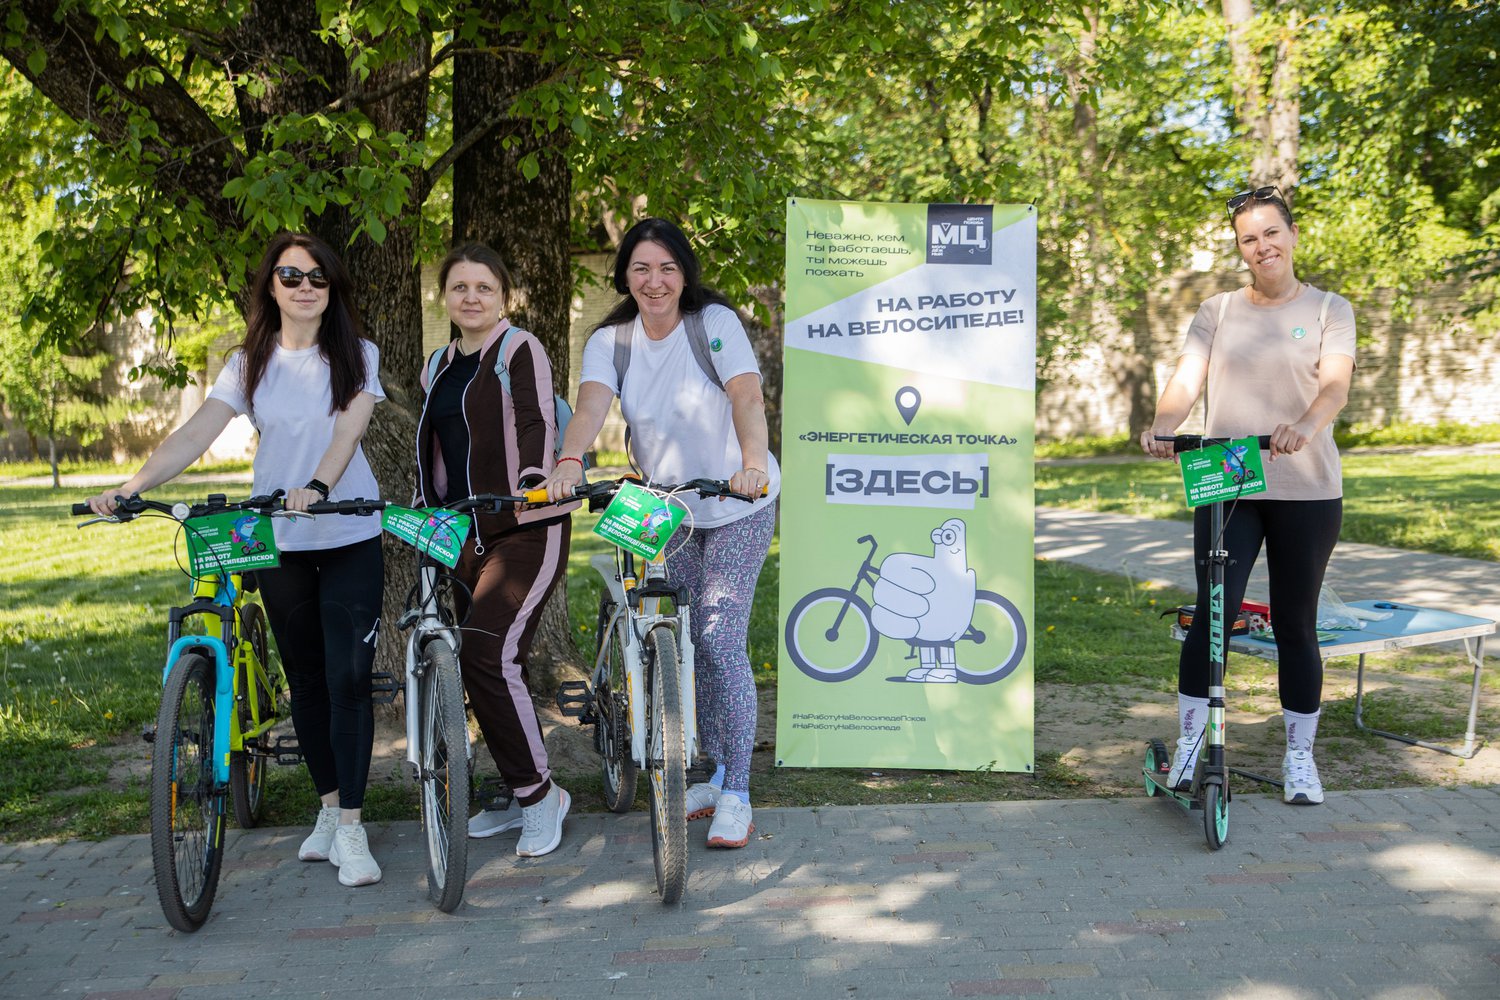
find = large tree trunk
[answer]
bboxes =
[450,3,580,691]
[1222,0,1301,199]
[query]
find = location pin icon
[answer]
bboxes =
[894,386,921,426]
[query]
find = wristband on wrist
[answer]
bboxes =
[556,456,583,471]
[304,478,330,501]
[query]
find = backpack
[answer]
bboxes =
[612,308,723,390]
[423,326,581,467]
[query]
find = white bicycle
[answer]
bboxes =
[546,476,758,904]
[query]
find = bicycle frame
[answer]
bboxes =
[163,571,255,786]
[590,547,698,767]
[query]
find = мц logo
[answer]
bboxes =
[927,204,993,265]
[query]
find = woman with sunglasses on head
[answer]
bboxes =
[87,233,387,884]
[540,217,780,849]
[414,243,575,857]
[1139,186,1356,806]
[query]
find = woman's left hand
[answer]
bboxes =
[283,486,322,513]
[729,466,768,500]
[1268,421,1313,458]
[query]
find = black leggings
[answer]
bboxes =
[1179,497,1342,715]
[257,535,383,810]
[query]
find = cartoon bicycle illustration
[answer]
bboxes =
[1220,444,1257,485]
[229,514,268,555]
[784,519,1028,685]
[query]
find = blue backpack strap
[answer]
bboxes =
[493,325,520,395]
[421,344,451,394]
[683,309,724,389]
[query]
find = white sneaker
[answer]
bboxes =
[1168,735,1203,792]
[903,665,957,683]
[516,784,570,857]
[706,796,754,848]
[297,805,340,861]
[468,800,524,839]
[1282,749,1325,805]
[329,823,382,886]
[685,782,720,821]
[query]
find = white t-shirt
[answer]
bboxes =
[209,340,385,550]
[580,303,780,529]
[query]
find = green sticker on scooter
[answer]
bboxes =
[381,506,471,567]
[592,481,685,560]
[183,509,282,575]
[1178,437,1268,508]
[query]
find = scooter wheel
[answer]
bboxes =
[1143,743,1161,797]
[1203,782,1229,850]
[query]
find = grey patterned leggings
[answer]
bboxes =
[666,501,776,795]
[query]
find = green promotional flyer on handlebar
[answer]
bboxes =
[592,481,685,560]
[777,198,1037,773]
[381,507,471,567]
[184,510,282,574]
[1179,437,1268,507]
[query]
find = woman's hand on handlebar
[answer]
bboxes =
[540,458,586,502]
[728,466,769,500]
[85,486,133,517]
[282,486,322,513]
[1139,428,1178,461]
[1267,421,1313,459]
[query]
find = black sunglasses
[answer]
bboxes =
[1225,185,1285,218]
[274,265,329,289]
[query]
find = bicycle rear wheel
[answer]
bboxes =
[595,599,638,813]
[644,625,687,903]
[418,639,470,912]
[230,601,273,828]
[149,653,226,932]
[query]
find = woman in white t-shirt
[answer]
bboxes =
[87,233,388,886]
[1140,186,1356,807]
[542,218,780,849]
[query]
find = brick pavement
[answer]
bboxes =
[4,787,1498,999]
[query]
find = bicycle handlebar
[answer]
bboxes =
[1153,434,1273,455]
[72,492,293,522]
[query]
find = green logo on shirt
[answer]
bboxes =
[1291,327,1307,340]
[710,338,723,352]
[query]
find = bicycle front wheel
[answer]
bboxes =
[230,601,273,828]
[644,625,687,903]
[784,588,878,682]
[149,652,226,932]
[595,599,637,813]
[418,639,470,912]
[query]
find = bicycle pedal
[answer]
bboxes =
[555,680,593,718]
[474,776,515,812]
[266,736,304,765]
[369,671,400,705]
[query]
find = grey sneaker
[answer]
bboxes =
[297,805,340,861]
[706,796,754,848]
[329,823,382,886]
[516,784,570,857]
[468,799,524,839]
[685,782,720,821]
[1282,749,1324,805]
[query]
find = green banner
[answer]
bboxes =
[592,481,685,560]
[777,199,1037,772]
[381,506,471,567]
[1179,438,1268,507]
[184,510,281,575]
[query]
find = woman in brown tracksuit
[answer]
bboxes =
[415,243,575,857]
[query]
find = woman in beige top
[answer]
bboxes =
[1140,186,1356,806]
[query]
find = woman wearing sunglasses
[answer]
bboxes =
[88,232,387,885]
[413,243,575,857]
[1139,186,1357,806]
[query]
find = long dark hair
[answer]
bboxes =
[239,232,367,415]
[593,217,731,332]
[437,243,513,341]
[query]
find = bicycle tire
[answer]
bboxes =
[230,601,272,828]
[418,638,470,912]
[956,591,1029,685]
[644,625,687,903]
[149,652,226,932]
[595,599,638,813]
[784,588,878,682]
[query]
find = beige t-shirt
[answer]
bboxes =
[1180,284,1356,501]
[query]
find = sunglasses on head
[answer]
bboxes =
[1225,185,1285,218]
[274,265,329,289]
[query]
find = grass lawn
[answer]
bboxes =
[2,451,1495,840]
